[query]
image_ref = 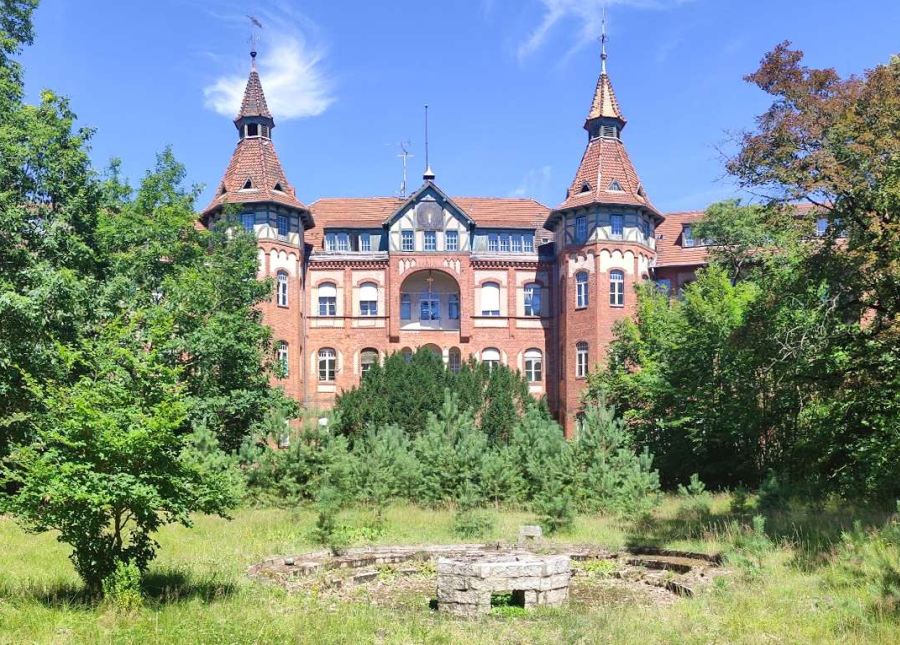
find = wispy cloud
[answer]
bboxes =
[201,3,334,120]
[517,0,693,61]
[510,165,553,201]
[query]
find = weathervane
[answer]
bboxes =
[247,15,263,66]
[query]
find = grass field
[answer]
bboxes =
[1,495,899,644]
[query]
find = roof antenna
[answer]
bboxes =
[600,5,608,75]
[247,15,263,68]
[399,140,413,198]
[423,104,435,181]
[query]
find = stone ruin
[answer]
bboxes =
[437,553,570,618]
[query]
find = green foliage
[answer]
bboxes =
[676,474,713,523]
[534,478,575,535]
[827,504,900,615]
[572,400,661,518]
[332,349,530,442]
[581,559,618,578]
[727,515,774,580]
[101,560,143,611]
[0,12,284,592]
[451,481,495,539]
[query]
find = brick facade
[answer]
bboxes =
[201,51,708,437]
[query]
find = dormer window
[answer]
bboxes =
[608,180,623,192]
[247,123,260,137]
[600,124,619,139]
[580,182,591,194]
[220,185,227,195]
[241,178,253,190]
[273,182,284,192]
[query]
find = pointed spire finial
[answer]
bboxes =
[600,5,608,75]
[423,104,435,181]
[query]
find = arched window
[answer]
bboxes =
[482,348,501,370]
[318,282,337,316]
[360,348,378,375]
[400,293,412,320]
[318,348,336,382]
[610,270,625,307]
[276,341,289,377]
[575,272,589,308]
[276,271,289,307]
[448,347,462,373]
[524,283,542,316]
[359,282,378,316]
[401,347,413,363]
[575,342,589,378]
[524,348,543,382]
[481,282,501,316]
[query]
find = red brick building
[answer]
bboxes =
[200,47,708,436]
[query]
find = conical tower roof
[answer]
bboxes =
[201,54,312,227]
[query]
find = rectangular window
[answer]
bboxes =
[523,235,534,252]
[576,344,588,378]
[610,214,624,238]
[276,214,290,238]
[360,233,371,252]
[241,213,254,232]
[424,230,437,251]
[511,236,521,253]
[499,235,510,252]
[445,230,458,251]
[610,271,625,307]
[682,224,695,248]
[575,216,587,243]
[401,230,414,251]
[319,297,336,316]
[336,233,349,252]
[360,301,378,316]
[816,218,828,237]
[488,234,499,252]
[655,278,672,295]
[419,296,440,321]
[640,220,650,239]
[448,294,460,320]
[524,285,541,316]
[325,233,336,251]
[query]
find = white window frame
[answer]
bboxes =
[481,281,501,316]
[524,283,541,316]
[424,230,437,251]
[488,234,499,252]
[575,272,589,308]
[360,233,371,252]
[318,283,337,316]
[276,341,289,376]
[524,349,543,382]
[276,271,289,307]
[401,230,414,251]
[359,282,378,316]
[445,230,459,251]
[482,348,501,370]
[575,342,588,378]
[318,348,336,382]
[610,270,625,307]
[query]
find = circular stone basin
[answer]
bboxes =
[436,553,571,618]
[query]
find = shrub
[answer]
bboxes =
[452,482,495,539]
[676,473,713,522]
[534,478,575,534]
[101,560,143,610]
[572,400,661,518]
[727,515,774,579]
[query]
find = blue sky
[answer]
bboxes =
[19,0,900,213]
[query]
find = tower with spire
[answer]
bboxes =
[546,18,664,436]
[202,49,314,404]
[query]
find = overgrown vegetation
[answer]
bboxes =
[589,47,900,500]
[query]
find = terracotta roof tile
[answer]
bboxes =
[237,69,272,120]
[202,137,308,217]
[586,73,626,124]
[552,136,659,218]
[655,211,710,267]
[309,196,550,230]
